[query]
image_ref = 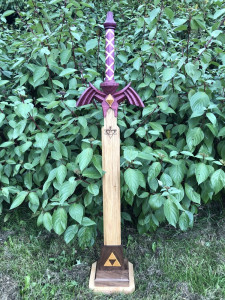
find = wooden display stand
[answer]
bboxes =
[76,12,144,294]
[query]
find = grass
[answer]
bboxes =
[0,208,225,299]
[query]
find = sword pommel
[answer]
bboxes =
[104,11,116,29]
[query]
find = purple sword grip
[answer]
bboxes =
[104,12,116,82]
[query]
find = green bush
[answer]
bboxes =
[0,0,225,247]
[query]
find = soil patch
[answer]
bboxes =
[0,273,20,300]
[64,264,90,284]
[0,231,14,244]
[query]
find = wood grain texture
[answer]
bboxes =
[102,108,121,246]
[89,262,135,293]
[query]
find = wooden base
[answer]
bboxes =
[89,261,135,294]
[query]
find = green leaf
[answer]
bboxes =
[149,194,165,210]
[20,141,32,153]
[78,116,87,128]
[71,31,81,41]
[218,127,225,137]
[78,226,95,249]
[149,7,160,21]
[133,57,142,71]
[164,198,179,227]
[46,101,59,109]
[78,148,93,171]
[0,113,5,124]
[52,151,62,161]
[84,193,93,207]
[3,10,15,17]
[162,68,177,81]
[54,140,68,158]
[164,7,174,19]
[149,122,164,132]
[60,49,71,65]
[92,155,102,175]
[195,163,210,185]
[185,63,201,83]
[124,149,138,162]
[56,165,67,184]
[124,168,139,195]
[189,92,209,112]
[46,168,57,183]
[33,66,47,82]
[43,212,52,232]
[16,103,33,118]
[86,39,98,52]
[82,217,96,226]
[10,191,28,209]
[169,161,186,185]
[37,213,43,227]
[69,78,77,89]
[213,8,225,19]
[160,173,173,187]
[173,18,187,26]
[64,225,78,244]
[1,10,14,22]
[124,128,135,138]
[136,127,146,138]
[137,169,146,188]
[82,167,102,179]
[28,192,39,213]
[0,80,9,87]
[24,172,32,189]
[0,141,14,147]
[59,68,76,77]
[69,203,84,224]
[59,178,77,202]
[179,212,189,231]
[52,80,64,89]
[143,104,157,117]
[35,133,48,150]
[185,183,201,204]
[52,207,67,235]
[148,162,161,179]
[186,127,204,150]
[211,169,225,194]
[118,54,127,63]
[206,112,216,125]
[88,184,99,196]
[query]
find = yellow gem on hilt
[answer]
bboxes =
[106,94,114,107]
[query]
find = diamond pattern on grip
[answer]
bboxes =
[105,29,115,81]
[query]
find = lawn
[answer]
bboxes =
[0,207,225,300]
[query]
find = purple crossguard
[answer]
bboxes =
[76,11,144,117]
[104,12,116,81]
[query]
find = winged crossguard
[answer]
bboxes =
[76,11,144,115]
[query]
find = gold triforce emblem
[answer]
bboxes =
[104,252,121,267]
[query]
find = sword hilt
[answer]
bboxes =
[104,11,116,82]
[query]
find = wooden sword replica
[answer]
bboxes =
[77,11,144,293]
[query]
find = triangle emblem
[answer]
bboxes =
[104,252,121,267]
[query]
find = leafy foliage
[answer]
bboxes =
[0,0,225,247]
